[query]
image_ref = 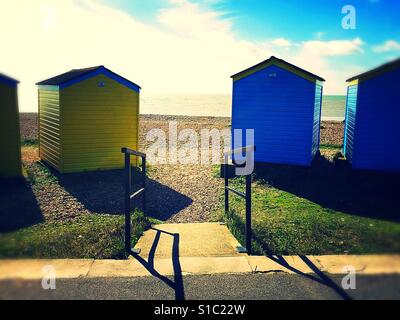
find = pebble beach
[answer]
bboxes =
[19,113,344,223]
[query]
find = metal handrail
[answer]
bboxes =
[224,145,255,255]
[121,147,147,254]
[121,147,147,158]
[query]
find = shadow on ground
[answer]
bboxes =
[266,255,353,300]
[55,168,192,221]
[0,177,43,232]
[128,225,349,301]
[254,155,400,222]
[130,227,184,300]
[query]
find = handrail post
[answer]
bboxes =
[224,155,229,213]
[223,146,255,255]
[142,156,146,215]
[122,147,147,254]
[124,152,132,252]
[245,174,252,255]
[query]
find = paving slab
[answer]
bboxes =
[87,259,151,278]
[314,255,400,275]
[245,255,400,275]
[245,256,322,274]
[134,223,242,259]
[129,256,253,276]
[179,256,252,275]
[0,259,93,280]
[1,255,399,281]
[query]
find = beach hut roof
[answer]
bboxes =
[36,66,141,91]
[347,57,400,82]
[0,73,19,87]
[231,56,325,83]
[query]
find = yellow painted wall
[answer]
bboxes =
[59,74,139,173]
[38,87,62,171]
[0,82,22,177]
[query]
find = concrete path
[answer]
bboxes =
[134,223,242,259]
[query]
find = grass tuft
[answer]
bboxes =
[0,211,151,259]
[216,173,400,255]
[320,143,343,150]
[25,162,58,186]
[21,139,39,147]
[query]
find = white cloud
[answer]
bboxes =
[40,4,57,31]
[271,38,291,48]
[272,39,364,94]
[0,0,272,111]
[302,38,364,56]
[0,0,365,111]
[286,50,361,95]
[374,40,400,53]
[158,0,231,37]
[266,37,365,94]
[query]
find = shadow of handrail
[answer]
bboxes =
[267,255,353,300]
[232,216,353,300]
[51,166,193,221]
[129,227,185,300]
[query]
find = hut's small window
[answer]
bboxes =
[268,73,277,78]
[97,81,106,87]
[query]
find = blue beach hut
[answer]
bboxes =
[231,56,325,166]
[344,58,400,171]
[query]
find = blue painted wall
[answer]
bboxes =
[232,64,321,166]
[343,85,358,164]
[312,84,323,157]
[347,67,400,171]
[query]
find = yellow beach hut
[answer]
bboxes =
[36,66,141,173]
[0,73,22,178]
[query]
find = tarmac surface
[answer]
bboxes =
[1,273,399,300]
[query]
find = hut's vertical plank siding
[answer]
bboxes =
[38,88,62,171]
[312,84,323,157]
[343,85,358,164]
[0,82,22,177]
[351,68,400,170]
[232,64,317,165]
[60,73,138,173]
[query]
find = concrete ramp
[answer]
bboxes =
[134,223,242,259]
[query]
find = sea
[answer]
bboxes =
[140,94,346,121]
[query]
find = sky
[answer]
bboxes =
[1,0,399,112]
